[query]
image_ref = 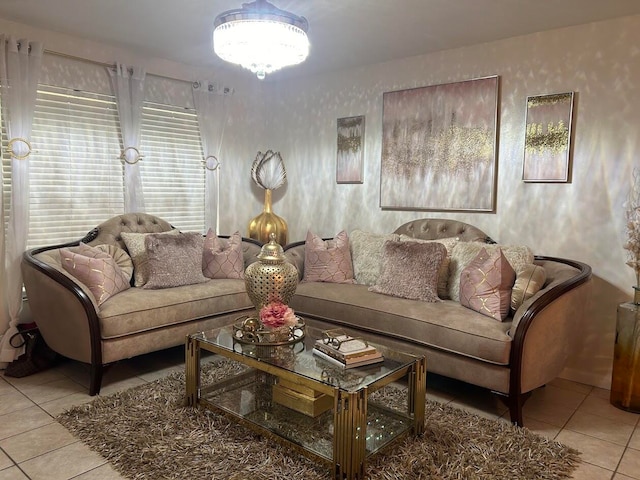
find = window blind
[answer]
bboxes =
[139,102,205,232]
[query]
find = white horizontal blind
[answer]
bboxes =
[26,85,124,248]
[1,122,9,235]
[139,102,205,232]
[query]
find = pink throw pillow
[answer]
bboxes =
[302,230,355,284]
[459,247,516,321]
[202,229,245,279]
[60,245,130,305]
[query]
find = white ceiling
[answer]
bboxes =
[1,0,640,80]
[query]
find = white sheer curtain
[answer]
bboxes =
[109,64,146,213]
[192,81,230,233]
[0,35,43,363]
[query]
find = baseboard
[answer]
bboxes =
[559,366,612,391]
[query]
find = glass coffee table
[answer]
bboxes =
[185,321,426,480]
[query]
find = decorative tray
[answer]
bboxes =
[233,315,306,346]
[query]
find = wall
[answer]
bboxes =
[237,15,640,389]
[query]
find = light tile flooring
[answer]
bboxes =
[1,347,639,480]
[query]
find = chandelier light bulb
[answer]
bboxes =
[213,0,310,80]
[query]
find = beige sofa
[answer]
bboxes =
[21,213,262,395]
[283,219,592,426]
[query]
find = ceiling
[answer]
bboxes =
[1,0,640,80]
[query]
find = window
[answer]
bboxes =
[27,85,124,248]
[140,102,205,232]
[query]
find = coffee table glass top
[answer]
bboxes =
[192,323,418,393]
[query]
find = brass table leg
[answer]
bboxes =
[185,336,200,406]
[333,388,367,480]
[408,356,427,435]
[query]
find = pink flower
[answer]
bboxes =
[259,302,297,329]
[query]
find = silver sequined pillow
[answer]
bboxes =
[142,232,208,289]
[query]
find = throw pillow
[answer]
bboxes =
[399,235,459,299]
[303,230,355,284]
[121,229,179,287]
[459,248,516,321]
[60,245,130,305]
[369,240,446,302]
[350,230,400,285]
[448,242,534,301]
[93,244,134,282]
[143,232,208,289]
[202,229,244,279]
[511,264,547,312]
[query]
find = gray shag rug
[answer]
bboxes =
[57,359,580,480]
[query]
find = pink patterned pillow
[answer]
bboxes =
[459,248,516,321]
[202,229,244,279]
[60,245,130,305]
[302,230,355,284]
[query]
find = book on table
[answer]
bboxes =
[312,347,384,369]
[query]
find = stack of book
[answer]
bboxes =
[312,334,383,368]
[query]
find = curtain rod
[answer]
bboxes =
[44,49,196,86]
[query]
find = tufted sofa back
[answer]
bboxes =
[83,213,173,250]
[393,218,494,243]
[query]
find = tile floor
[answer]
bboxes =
[0,347,639,480]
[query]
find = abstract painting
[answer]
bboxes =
[336,115,365,184]
[380,76,499,211]
[522,92,574,182]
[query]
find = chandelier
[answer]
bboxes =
[213,0,310,80]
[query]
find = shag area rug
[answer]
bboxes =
[57,360,580,480]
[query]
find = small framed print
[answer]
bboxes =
[336,115,364,184]
[523,92,574,183]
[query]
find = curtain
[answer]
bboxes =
[0,35,43,363]
[192,81,230,233]
[109,64,146,213]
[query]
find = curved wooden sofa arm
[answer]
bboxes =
[506,255,592,424]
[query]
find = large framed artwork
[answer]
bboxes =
[380,76,499,212]
[522,92,574,183]
[336,115,365,184]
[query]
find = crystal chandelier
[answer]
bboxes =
[213,0,310,80]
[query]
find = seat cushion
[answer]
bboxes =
[290,282,513,365]
[98,279,252,338]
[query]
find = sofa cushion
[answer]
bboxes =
[303,230,355,284]
[511,264,547,312]
[121,229,180,287]
[459,248,516,321]
[143,232,208,289]
[448,242,534,301]
[350,230,400,285]
[60,245,130,305]
[203,229,244,279]
[290,282,512,365]
[399,235,458,299]
[369,240,445,302]
[98,279,252,338]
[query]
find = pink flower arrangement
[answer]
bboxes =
[259,301,297,329]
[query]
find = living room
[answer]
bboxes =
[1,1,640,479]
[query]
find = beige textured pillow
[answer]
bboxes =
[143,232,208,289]
[121,229,179,287]
[60,245,130,305]
[511,264,547,312]
[449,242,533,301]
[399,235,458,299]
[303,230,355,284]
[202,229,244,279]
[369,240,446,302]
[459,248,516,321]
[350,230,400,285]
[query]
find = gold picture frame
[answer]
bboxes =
[336,115,365,184]
[522,92,575,183]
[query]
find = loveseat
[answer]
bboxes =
[283,219,592,426]
[21,213,262,395]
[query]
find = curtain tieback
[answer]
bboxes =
[6,137,32,160]
[203,155,220,171]
[120,146,143,165]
